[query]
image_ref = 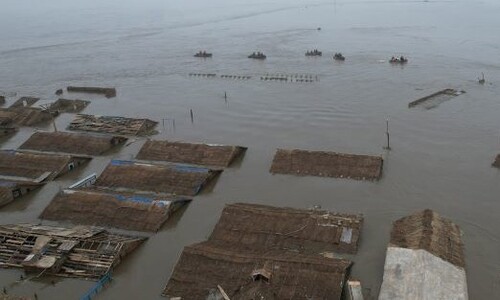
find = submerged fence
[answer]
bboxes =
[80,272,112,300]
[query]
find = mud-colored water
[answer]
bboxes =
[1,0,500,299]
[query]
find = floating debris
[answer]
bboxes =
[194,51,212,58]
[270,148,383,181]
[136,140,247,168]
[20,131,128,156]
[248,52,266,59]
[67,86,116,98]
[389,56,408,64]
[305,49,322,56]
[0,223,145,279]
[408,88,465,109]
[379,210,467,300]
[68,114,158,136]
[334,52,346,61]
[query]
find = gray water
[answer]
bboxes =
[1,0,500,299]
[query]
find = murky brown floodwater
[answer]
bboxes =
[1,0,500,299]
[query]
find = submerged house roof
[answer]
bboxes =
[0,150,91,182]
[0,180,44,207]
[0,107,53,127]
[68,114,157,136]
[379,210,468,300]
[210,203,363,254]
[41,187,191,232]
[19,131,127,156]
[9,97,39,108]
[136,140,247,167]
[162,241,352,300]
[0,223,145,279]
[49,98,90,113]
[270,148,383,181]
[95,160,222,196]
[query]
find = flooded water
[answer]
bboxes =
[1,0,500,299]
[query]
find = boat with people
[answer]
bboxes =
[305,49,322,56]
[333,53,345,61]
[389,56,408,64]
[248,52,266,60]
[194,51,212,58]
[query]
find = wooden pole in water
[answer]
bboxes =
[384,119,391,150]
[190,109,194,123]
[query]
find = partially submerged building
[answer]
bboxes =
[49,98,90,113]
[0,150,91,182]
[9,97,39,108]
[136,140,247,167]
[408,88,465,109]
[209,203,363,254]
[163,203,363,299]
[41,187,191,232]
[162,241,353,299]
[0,180,43,207]
[0,107,53,127]
[378,209,468,300]
[95,160,221,196]
[19,131,127,156]
[68,114,157,136]
[0,223,145,279]
[270,148,383,181]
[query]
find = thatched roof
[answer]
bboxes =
[0,150,91,182]
[68,114,157,136]
[41,188,191,232]
[389,209,465,268]
[136,140,247,167]
[209,203,363,254]
[162,241,352,300]
[95,160,222,196]
[270,148,383,181]
[49,98,90,113]
[0,107,52,126]
[0,126,17,138]
[9,97,39,108]
[0,180,44,207]
[19,131,127,156]
[0,223,145,279]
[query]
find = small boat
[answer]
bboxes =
[389,56,408,64]
[333,53,345,61]
[248,52,266,60]
[305,49,322,57]
[194,51,212,58]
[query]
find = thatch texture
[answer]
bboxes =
[95,160,221,196]
[68,114,157,136]
[41,188,191,232]
[162,241,352,299]
[49,98,90,113]
[390,209,465,268]
[0,180,44,207]
[0,150,91,182]
[270,148,383,181]
[210,203,363,254]
[0,223,145,279]
[136,140,247,167]
[67,86,116,98]
[9,97,39,108]
[0,107,52,126]
[19,131,127,156]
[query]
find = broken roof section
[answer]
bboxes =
[41,187,191,232]
[68,114,158,136]
[162,241,352,300]
[210,203,363,254]
[95,160,221,196]
[0,150,91,183]
[0,223,145,279]
[19,131,127,156]
[379,210,468,300]
[49,98,90,113]
[270,148,383,181]
[9,97,39,108]
[136,140,247,167]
